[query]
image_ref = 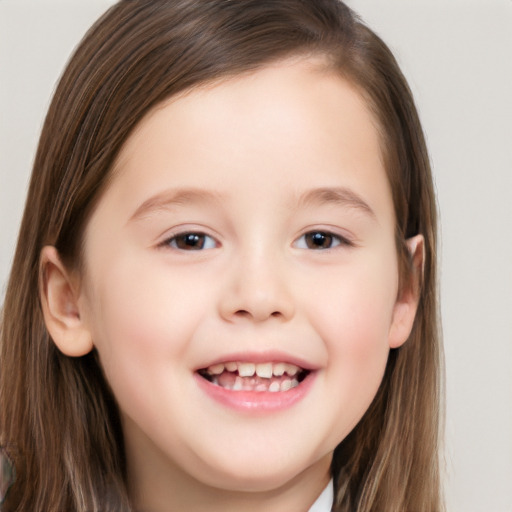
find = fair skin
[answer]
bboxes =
[41,58,422,512]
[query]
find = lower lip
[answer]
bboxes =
[194,372,316,412]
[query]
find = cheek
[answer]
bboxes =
[324,294,391,382]
[308,258,397,343]
[83,256,211,394]
[305,259,397,402]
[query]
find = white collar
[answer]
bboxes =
[308,479,333,512]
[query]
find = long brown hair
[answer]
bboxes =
[0,1,443,510]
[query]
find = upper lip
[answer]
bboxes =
[194,351,318,373]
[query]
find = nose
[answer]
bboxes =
[218,250,295,323]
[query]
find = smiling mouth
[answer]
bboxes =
[198,361,310,392]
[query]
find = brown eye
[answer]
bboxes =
[305,232,334,249]
[296,231,348,250]
[167,233,216,250]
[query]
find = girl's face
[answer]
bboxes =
[77,58,419,506]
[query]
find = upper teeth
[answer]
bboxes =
[205,361,301,379]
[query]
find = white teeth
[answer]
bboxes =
[273,362,285,376]
[255,362,273,379]
[269,381,281,392]
[208,363,225,375]
[284,364,299,376]
[281,379,292,391]
[204,361,304,378]
[207,370,302,392]
[237,362,256,377]
[233,376,243,391]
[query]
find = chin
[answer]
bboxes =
[191,449,328,494]
[206,470,296,494]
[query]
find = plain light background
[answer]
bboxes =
[1,1,511,511]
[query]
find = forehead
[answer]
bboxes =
[101,58,393,225]
[118,59,382,160]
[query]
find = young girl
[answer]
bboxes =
[0,1,443,511]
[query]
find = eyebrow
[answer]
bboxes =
[129,188,224,221]
[130,185,376,222]
[297,187,377,219]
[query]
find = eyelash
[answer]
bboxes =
[161,230,352,251]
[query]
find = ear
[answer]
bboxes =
[388,234,424,349]
[39,246,94,357]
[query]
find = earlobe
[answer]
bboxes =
[388,234,425,349]
[39,246,94,357]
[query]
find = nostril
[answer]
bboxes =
[235,309,283,319]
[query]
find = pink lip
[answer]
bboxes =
[194,371,316,412]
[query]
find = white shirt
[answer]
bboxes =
[307,479,333,512]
